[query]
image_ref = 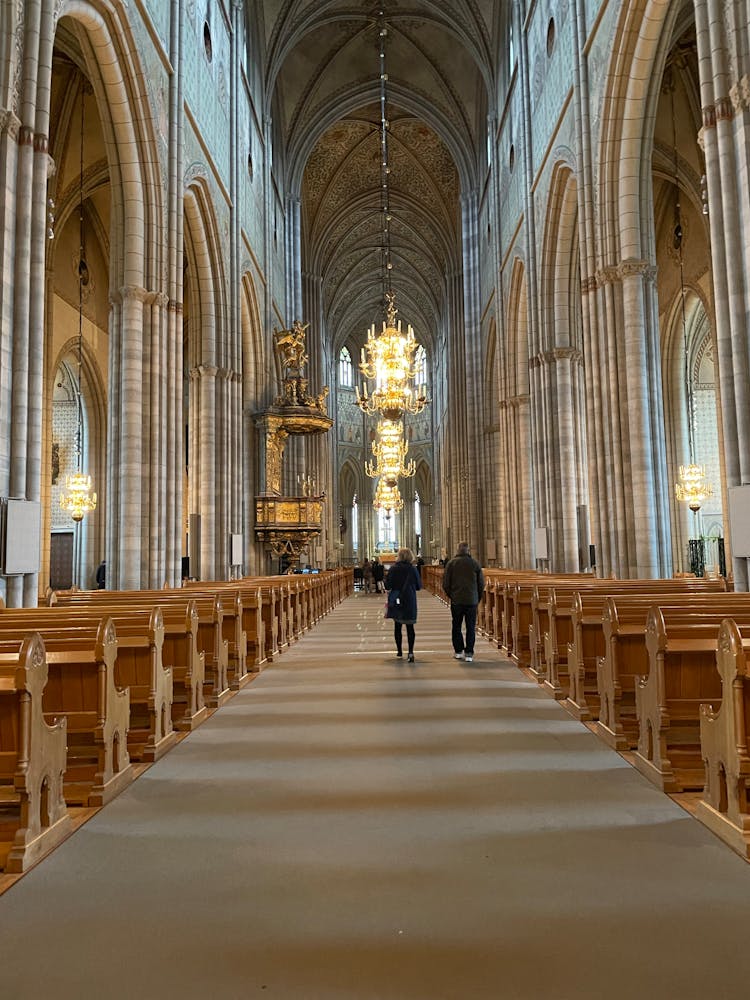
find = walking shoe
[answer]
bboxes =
[407,653,414,663]
[454,652,465,660]
[396,651,402,658]
[465,655,473,663]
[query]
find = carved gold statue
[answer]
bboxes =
[273,320,309,374]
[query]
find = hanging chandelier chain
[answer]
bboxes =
[669,75,696,465]
[77,74,86,470]
[378,8,393,305]
[60,73,97,524]
[668,65,712,517]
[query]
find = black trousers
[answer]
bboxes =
[394,621,415,654]
[451,603,477,655]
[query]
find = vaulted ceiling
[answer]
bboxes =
[255,1,498,354]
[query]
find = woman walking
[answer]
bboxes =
[385,548,422,662]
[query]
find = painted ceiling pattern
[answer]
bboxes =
[255,0,495,357]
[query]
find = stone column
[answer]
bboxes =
[109,285,147,589]
[189,363,217,581]
[695,0,750,588]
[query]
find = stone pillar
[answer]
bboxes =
[460,191,482,555]
[189,363,217,581]
[695,0,750,588]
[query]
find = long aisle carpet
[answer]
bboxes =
[1,590,750,999]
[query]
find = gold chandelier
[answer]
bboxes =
[357,295,426,421]
[356,10,427,425]
[60,471,97,522]
[365,418,416,484]
[675,464,712,513]
[61,76,96,523]
[374,478,404,513]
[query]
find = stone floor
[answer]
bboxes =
[1,590,750,999]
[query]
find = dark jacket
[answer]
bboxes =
[442,553,484,606]
[372,560,385,583]
[385,561,422,623]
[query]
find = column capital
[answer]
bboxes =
[112,284,151,305]
[618,258,657,282]
[715,96,734,122]
[729,75,750,114]
[0,110,21,140]
[192,364,219,380]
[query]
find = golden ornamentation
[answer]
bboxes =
[365,419,415,485]
[373,478,404,513]
[60,470,97,522]
[675,464,713,512]
[356,294,427,421]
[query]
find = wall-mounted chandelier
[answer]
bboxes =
[60,77,96,523]
[365,418,416,485]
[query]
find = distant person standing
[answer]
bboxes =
[363,558,374,594]
[95,560,106,589]
[372,557,385,594]
[442,542,484,663]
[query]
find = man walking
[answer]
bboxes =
[442,542,484,663]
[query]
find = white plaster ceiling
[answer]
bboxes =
[256,1,499,353]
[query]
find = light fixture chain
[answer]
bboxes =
[669,74,696,466]
[379,8,392,305]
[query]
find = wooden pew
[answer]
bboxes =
[182,581,264,674]
[512,574,582,675]
[0,634,71,873]
[553,581,732,715]
[633,606,750,791]
[595,595,748,752]
[539,577,728,699]
[0,618,134,806]
[108,607,177,761]
[3,605,178,761]
[696,619,750,858]
[53,591,227,713]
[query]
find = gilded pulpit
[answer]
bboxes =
[254,321,333,563]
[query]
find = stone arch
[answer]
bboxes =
[589,0,690,577]
[598,0,683,265]
[540,161,582,354]
[48,335,107,588]
[502,256,532,569]
[538,162,589,571]
[183,179,230,581]
[58,4,163,288]
[36,7,166,595]
[240,271,266,575]
[184,179,227,367]
[506,256,529,400]
[51,4,169,591]
[339,458,363,562]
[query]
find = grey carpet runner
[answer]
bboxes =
[1,591,749,999]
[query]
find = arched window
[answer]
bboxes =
[352,494,359,555]
[378,507,397,550]
[415,345,427,393]
[339,346,353,387]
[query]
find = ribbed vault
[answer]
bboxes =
[254,0,495,355]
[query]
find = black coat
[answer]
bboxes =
[385,561,422,622]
